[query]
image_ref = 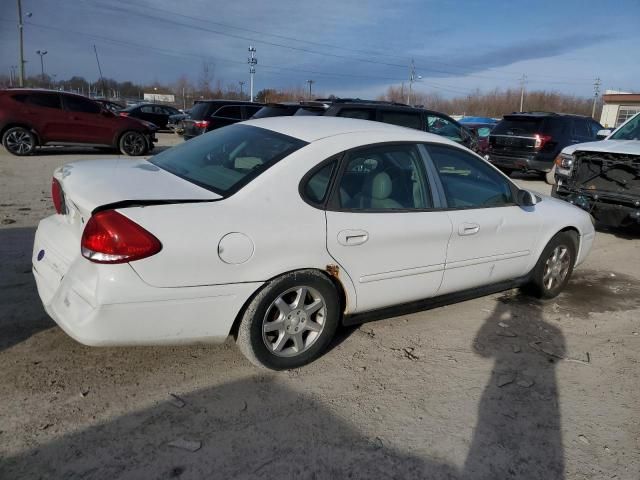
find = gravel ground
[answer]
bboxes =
[1,133,639,479]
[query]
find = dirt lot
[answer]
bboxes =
[1,133,639,479]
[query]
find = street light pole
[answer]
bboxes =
[239,80,245,98]
[36,50,47,82]
[306,79,314,98]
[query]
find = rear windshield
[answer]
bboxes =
[492,117,547,135]
[150,124,307,195]
[252,105,297,119]
[189,102,213,120]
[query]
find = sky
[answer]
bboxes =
[1,0,638,99]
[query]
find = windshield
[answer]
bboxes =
[150,124,307,195]
[610,113,640,140]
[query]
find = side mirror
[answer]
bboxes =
[596,129,611,140]
[517,189,538,207]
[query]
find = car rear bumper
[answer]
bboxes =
[487,152,553,172]
[33,215,262,346]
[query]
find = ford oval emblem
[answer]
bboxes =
[37,249,45,261]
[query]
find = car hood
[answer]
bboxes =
[54,158,220,216]
[562,139,640,156]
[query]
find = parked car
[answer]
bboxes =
[251,98,478,151]
[167,109,191,134]
[33,117,594,369]
[0,89,157,156]
[95,99,125,113]
[487,112,603,175]
[119,103,181,129]
[182,100,264,140]
[552,112,640,227]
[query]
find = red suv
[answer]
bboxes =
[0,89,157,156]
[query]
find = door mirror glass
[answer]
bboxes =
[596,129,611,139]
[516,189,538,207]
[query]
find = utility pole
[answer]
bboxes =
[407,59,421,105]
[9,66,17,87]
[238,80,245,98]
[36,50,47,82]
[306,79,315,98]
[592,77,601,119]
[182,86,186,110]
[247,46,257,102]
[17,0,26,86]
[519,74,527,112]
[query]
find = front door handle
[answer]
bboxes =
[459,223,480,236]
[337,230,369,246]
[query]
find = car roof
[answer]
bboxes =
[194,100,260,105]
[504,111,591,119]
[243,116,444,143]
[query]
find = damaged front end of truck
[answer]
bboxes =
[553,151,640,227]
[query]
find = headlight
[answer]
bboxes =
[554,153,574,169]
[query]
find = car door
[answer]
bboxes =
[61,94,113,145]
[424,143,542,295]
[324,143,452,313]
[19,92,70,142]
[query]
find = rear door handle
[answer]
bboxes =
[459,223,480,236]
[337,230,369,246]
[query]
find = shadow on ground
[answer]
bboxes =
[0,226,54,353]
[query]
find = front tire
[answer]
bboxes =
[236,270,340,370]
[528,232,576,299]
[118,131,148,156]
[2,127,36,156]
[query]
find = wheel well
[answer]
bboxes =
[228,268,347,340]
[559,226,580,252]
[1,123,40,145]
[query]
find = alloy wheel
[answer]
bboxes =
[262,286,327,357]
[542,245,571,291]
[5,129,34,155]
[121,132,146,155]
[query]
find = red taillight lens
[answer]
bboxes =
[119,112,129,117]
[194,120,209,128]
[51,178,65,214]
[534,134,553,150]
[81,210,162,264]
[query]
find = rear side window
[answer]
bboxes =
[379,110,422,130]
[63,95,100,114]
[427,144,514,208]
[16,93,61,109]
[303,161,337,204]
[140,105,154,113]
[572,118,590,137]
[189,102,212,119]
[213,106,242,119]
[150,124,307,195]
[337,108,375,120]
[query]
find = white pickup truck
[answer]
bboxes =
[552,112,640,227]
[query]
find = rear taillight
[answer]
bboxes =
[534,134,553,150]
[194,120,209,128]
[119,112,129,117]
[81,210,162,264]
[51,178,66,214]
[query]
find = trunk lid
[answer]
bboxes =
[54,158,220,222]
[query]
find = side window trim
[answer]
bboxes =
[325,141,437,213]
[417,144,446,209]
[422,143,519,210]
[299,154,343,209]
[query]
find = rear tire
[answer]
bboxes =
[2,127,36,156]
[236,270,340,370]
[527,232,577,299]
[118,131,148,156]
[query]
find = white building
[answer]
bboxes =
[600,90,640,128]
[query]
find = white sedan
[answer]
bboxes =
[33,117,595,369]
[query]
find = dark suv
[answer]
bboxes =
[0,89,157,156]
[487,112,602,174]
[251,99,477,150]
[182,100,264,140]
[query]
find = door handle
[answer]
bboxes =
[337,230,369,246]
[459,223,480,236]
